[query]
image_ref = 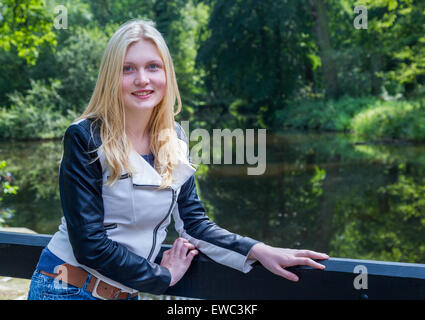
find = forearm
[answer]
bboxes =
[175,175,260,272]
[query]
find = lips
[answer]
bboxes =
[132,90,154,99]
[132,90,154,96]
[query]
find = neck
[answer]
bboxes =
[124,108,154,154]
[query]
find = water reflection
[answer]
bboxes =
[1,140,62,234]
[1,131,425,264]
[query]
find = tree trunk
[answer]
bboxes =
[310,0,340,99]
[370,50,382,95]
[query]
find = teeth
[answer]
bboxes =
[134,91,152,96]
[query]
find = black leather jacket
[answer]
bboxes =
[57,118,259,294]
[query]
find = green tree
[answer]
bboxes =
[323,0,425,98]
[0,0,57,65]
[309,0,340,99]
[0,0,93,107]
[196,0,313,128]
[54,25,112,112]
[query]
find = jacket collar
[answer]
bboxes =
[130,148,196,190]
[99,139,195,190]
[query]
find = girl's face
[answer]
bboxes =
[121,39,166,114]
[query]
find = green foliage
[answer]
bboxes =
[0,0,424,136]
[355,0,425,96]
[276,96,378,131]
[54,25,111,113]
[0,0,57,65]
[0,161,18,227]
[8,79,64,112]
[196,0,312,127]
[171,1,210,118]
[278,96,425,142]
[0,104,76,140]
[351,99,425,141]
[0,79,77,139]
[0,48,32,106]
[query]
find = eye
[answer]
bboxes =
[123,65,133,73]
[148,63,159,70]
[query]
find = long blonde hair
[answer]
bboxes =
[75,19,182,189]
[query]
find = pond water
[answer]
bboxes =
[2,130,425,264]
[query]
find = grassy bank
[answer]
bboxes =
[351,99,425,142]
[277,96,425,142]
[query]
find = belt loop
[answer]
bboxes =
[83,273,92,291]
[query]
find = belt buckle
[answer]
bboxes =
[92,278,120,300]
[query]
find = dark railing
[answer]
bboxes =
[1,231,424,300]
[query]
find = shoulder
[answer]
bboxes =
[174,121,189,144]
[174,121,192,163]
[64,117,102,150]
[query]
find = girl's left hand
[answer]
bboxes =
[248,243,329,282]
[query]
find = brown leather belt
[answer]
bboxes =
[40,263,138,300]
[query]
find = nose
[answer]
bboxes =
[134,70,149,86]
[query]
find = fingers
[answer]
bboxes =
[295,250,329,260]
[287,257,326,270]
[273,257,323,282]
[171,238,185,256]
[279,269,299,282]
[293,250,329,269]
[183,242,196,251]
[170,238,197,258]
[271,265,299,282]
[185,248,199,263]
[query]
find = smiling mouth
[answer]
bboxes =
[132,90,154,96]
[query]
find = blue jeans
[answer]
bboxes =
[27,269,139,300]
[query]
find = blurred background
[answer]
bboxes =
[0,0,425,271]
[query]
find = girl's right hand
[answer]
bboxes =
[160,237,198,286]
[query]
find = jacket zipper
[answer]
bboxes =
[147,188,176,261]
[106,173,129,180]
[133,184,176,261]
[103,223,118,230]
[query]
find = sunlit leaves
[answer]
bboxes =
[0,0,57,65]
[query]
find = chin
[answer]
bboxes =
[124,98,160,112]
[128,104,157,112]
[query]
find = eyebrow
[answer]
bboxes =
[123,59,163,65]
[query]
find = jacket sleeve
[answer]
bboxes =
[60,123,171,294]
[173,175,260,273]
